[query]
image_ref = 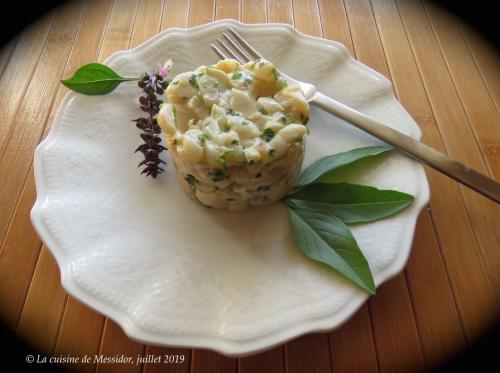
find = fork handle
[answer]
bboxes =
[312,92,500,204]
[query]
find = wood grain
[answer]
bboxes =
[0,12,55,155]
[0,1,499,372]
[371,0,498,346]
[461,25,500,114]
[396,0,500,336]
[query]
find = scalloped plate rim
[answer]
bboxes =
[31,19,430,357]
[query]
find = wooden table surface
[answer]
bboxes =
[1,0,499,371]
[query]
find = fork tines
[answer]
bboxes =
[211,28,263,64]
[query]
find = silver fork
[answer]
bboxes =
[211,28,500,203]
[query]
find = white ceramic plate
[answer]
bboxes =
[32,20,429,356]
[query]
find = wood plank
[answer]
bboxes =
[239,346,284,373]
[0,0,111,339]
[160,0,190,30]
[291,0,322,37]
[343,0,389,78]
[53,297,106,373]
[241,0,266,24]
[423,2,500,178]
[130,0,165,48]
[0,12,55,153]
[188,0,215,27]
[143,346,191,373]
[0,170,42,329]
[395,0,500,331]
[0,0,90,333]
[372,0,497,345]
[96,319,145,373]
[343,1,426,370]
[0,36,18,79]
[370,0,477,360]
[405,212,466,367]
[16,247,67,355]
[267,0,293,24]
[286,333,332,373]
[461,25,500,115]
[329,306,378,372]
[215,0,240,20]
[0,0,85,245]
[191,350,237,373]
[369,276,426,372]
[317,0,354,55]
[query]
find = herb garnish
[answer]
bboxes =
[283,145,413,294]
[232,72,242,80]
[261,128,275,142]
[188,74,199,88]
[259,107,268,115]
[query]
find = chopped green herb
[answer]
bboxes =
[188,74,199,88]
[259,107,268,115]
[172,105,177,126]
[172,80,179,86]
[210,169,227,182]
[269,148,276,156]
[231,140,239,145]
[198,133,211,145]
[271,68,279,80]
[279,116,287,124]
[241,120,249,126]
[185,174,197,188]
[217,150,234,170]
[261,128,275,142]
[280,79,288,88]
[225,108,239,116]
[243,78,252,87]
[212,82,219,88]
[251,58,261,69]
[232,72,242,80]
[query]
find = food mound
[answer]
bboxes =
[158,59,310,211]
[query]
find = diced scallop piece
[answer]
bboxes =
[173,104,195,133]
[268,134,290,158]
[205,67,231,87]
[196,190,229,209]
[213,131,240,147]
[203,142,221,167]
[228,116,259,139]
[264,121,285,133]
[244,144,262,164]
[230,88,257,117]
[278,123,307,142]
[257,97,284,114]
[253,60,277,84]
[158,103,176,135]
[213,59,241,73]
[187,95,209,119]
[274,85,310,123]
[202,117,221,137]
[166,72,198,101]
[177,129,203,164]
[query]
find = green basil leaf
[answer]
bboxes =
[295,145,391,189]
[287,183,414,224]
[60,63,138,95]
[287,203,375,294]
